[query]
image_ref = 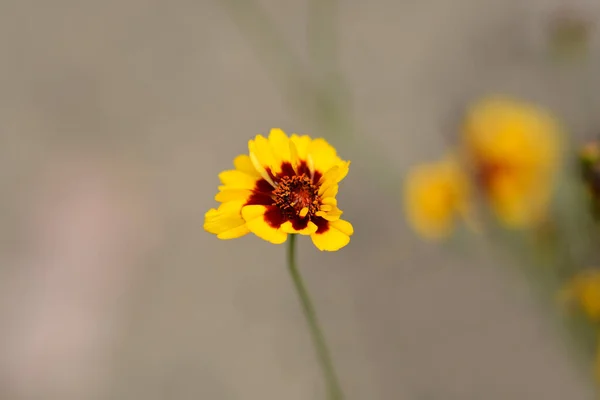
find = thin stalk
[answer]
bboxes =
[221,0,402,195]
[286,234,344,400]
[307,0,338,76]
[220,0,316,122]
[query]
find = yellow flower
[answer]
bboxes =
[404,155,471,239]
[561,271,600,385]
[560,270,600,320]
[204,128,353,251]
[463,96,561,227]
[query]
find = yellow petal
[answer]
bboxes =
[241,205,288,244]
[268,128,292,164]
[464,97,560,163]
[320,184,338,199]
[307,138,343,173]
[219,170,260,190]
[299,207,309,218]
[204,201,250,239]
[281,220,318,235]
[215,189,252,203]
[289,140,300,172]
[330,219,353,235]
[310,219,353,251]
[333,161,350,183]
[463,97,561,229]
[318,168,340,196]
[487,174,551,227]
[403,156,470,239]
[316,206,343,221]
[233,154,261,178]
[249,135,278,185]
[321,197,337,206]
[318,162,349,196]
[290,134,312,161]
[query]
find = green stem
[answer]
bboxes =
[220,0,316,123]
[286,234,344,400]
[221,0,401,196]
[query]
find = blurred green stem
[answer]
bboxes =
[307,0,354,143]
[222,0,402,195]
[287,234,344,400]
[308,0,338,75]
[221,0,316,121]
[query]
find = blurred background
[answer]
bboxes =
[2,0,600,399]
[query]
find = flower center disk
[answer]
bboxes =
[273,175,320,218]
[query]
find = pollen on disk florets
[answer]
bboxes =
[272,174,321,219]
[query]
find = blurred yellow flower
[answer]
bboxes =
[404,155,470,239]
[560,270,600,320]
[463,97,561,228]
[204,128,353,251]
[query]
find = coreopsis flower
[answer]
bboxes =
[462,97,561,228]
[560,270,600,385]
[560,270,600,321]
[204,129,353,251]
[404,155,471,239]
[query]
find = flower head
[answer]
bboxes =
[404,155,470,239]
[560,270,600,320]
[560,270,600,384]
[204,129,353,251]
[463,97,561,227]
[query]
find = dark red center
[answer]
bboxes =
[272,174,320,218]
[475,160,513,190]
[244,161,329,233]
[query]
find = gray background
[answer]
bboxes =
[1,0,600,399]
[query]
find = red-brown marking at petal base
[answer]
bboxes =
[245,179,275,206]
[297,161,322,184]
[246,192,272,206]
[255,179,274,193]
[248,169,327,231]
[264,167,277,183]
[313,170,323,184]
[475,160,513,191]
[297,161,311,177]
[290,217,309,231]
[263,205,286,228]
[313,216,330,234]
[280,162,296,179]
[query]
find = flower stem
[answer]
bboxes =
[286,234,344,400]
